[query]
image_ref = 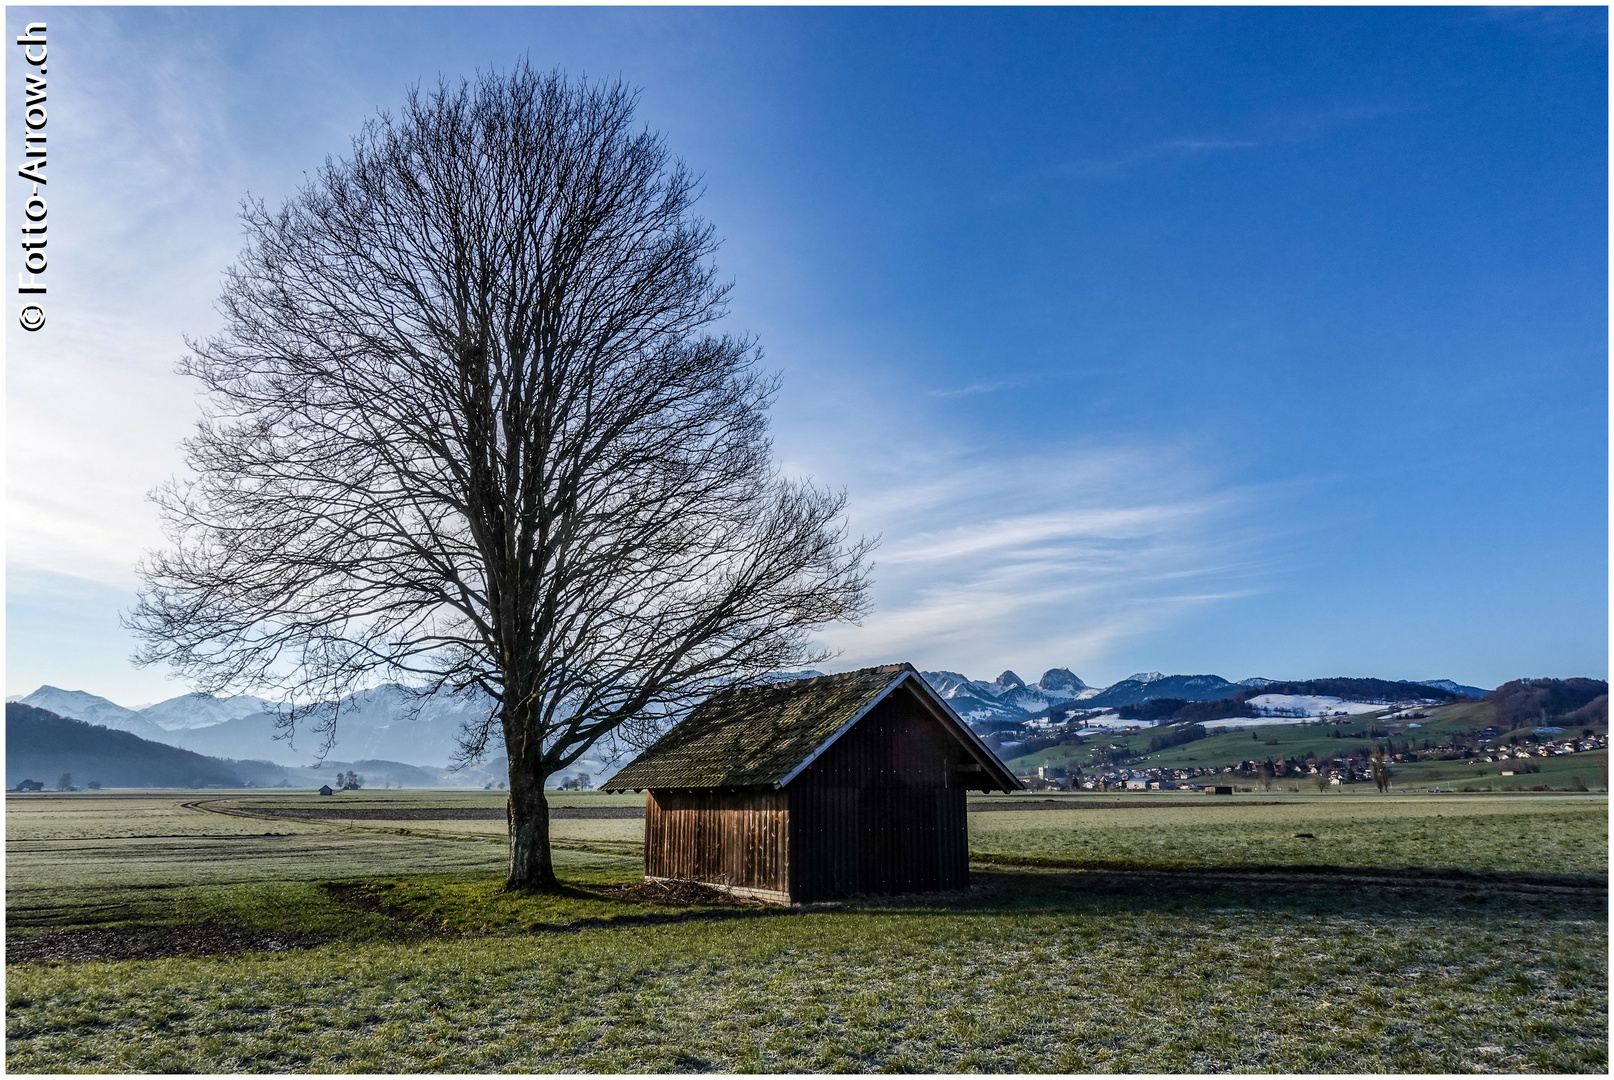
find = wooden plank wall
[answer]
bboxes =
[644,788,789,894]
[788,690,971,903]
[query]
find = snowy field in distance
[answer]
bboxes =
[1055,694,1410,736]
[1201,696,1391,730]
[1246,694,1386,718]
[1201,715,1323,731]
[1070,711,1155,734]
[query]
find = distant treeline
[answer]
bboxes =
[1146,723,1208,753]
[1117,697,1254,723]
[1487,678,1607,730]
[1253,678,1462,704]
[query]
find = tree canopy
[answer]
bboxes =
[131,65,874,888]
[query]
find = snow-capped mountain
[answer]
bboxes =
[23,686,277,734]
[19,681,646,780]
[139,693,278,731]
[916,669,1304,725]
[19,686,168,741]
[760,670,826,684]
[163,684,500,767]
[18,682,499,768]
[920,668,1090,724]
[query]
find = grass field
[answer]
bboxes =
[967,793,1608,877]
[7,789,1607,1072]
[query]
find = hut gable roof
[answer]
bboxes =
[600,663,1020,792]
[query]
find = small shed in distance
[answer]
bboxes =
[318,784,333,796]
[601,663,1021,904]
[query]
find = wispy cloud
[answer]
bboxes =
[1472,6,1608,40]
[8,11,375,590]
[1055,100,1419,183]
[812,441,1284,684]
[927,379,1022,398]
[1163,138,1260,152]
[1058,136,1261,180]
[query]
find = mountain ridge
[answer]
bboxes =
[6,703,510,790]
[17,668,1494,767]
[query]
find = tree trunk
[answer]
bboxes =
[506,753,558,891]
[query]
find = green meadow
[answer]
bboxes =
[6,789,1607,1072]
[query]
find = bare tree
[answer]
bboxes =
[129,65,873,890]
[1370,746,1390,794]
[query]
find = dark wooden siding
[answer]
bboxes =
[787,687,971,902]
[644,788,789,896]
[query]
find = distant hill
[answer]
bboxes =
[5,704,511,790]
[7,703,245,789]
[1077,675,1240,710]
[1417,679,1488,699]
[1487,678,1608,729]
[1251,678,1461,704]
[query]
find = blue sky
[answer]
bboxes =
[6,6,1607,705]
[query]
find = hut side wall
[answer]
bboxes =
[787,690,971,903]
[644,788,790,899]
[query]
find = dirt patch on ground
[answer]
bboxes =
[319,881,445,934]
[7,924,331,964]
[587,878,772,907]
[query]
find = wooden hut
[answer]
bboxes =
[600,663,1020,904]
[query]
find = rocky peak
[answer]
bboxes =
[994,670,1026,690]
[1037,668,1087,692]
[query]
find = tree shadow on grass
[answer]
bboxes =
[13,863,1603,964]
[916,863,1609,922]
[385,862,1608,935]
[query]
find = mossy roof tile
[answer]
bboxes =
[600,664,913,791]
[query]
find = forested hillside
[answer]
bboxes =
[7,704,244,789]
